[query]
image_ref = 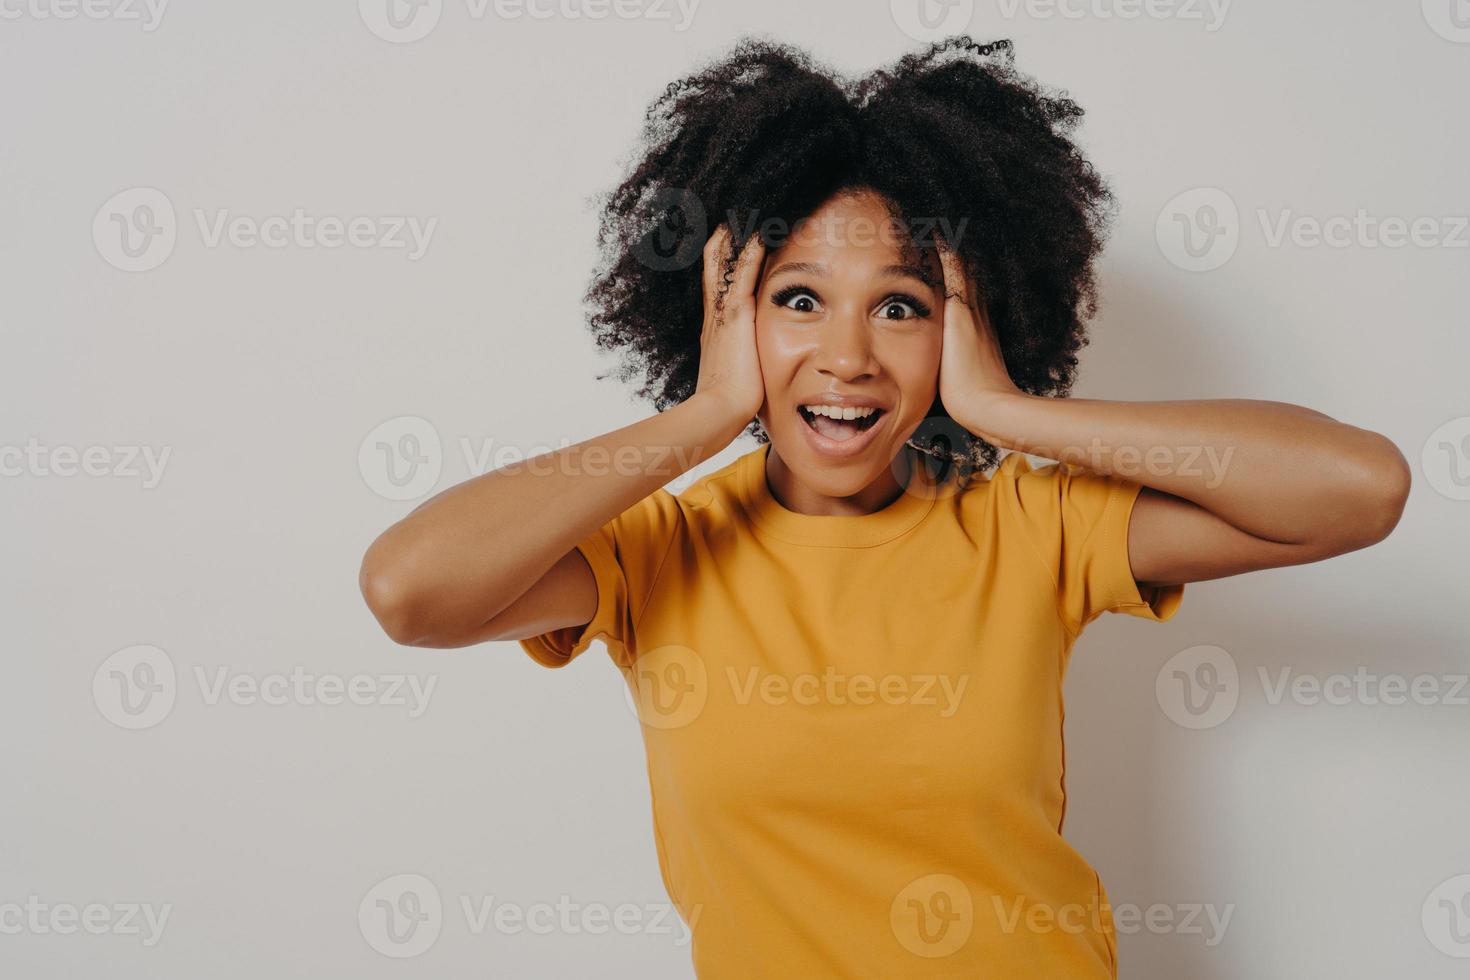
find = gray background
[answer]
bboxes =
[3,0,1468,976]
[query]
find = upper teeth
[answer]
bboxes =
[804,404,877,420]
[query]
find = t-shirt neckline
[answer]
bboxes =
[735,442,941,548]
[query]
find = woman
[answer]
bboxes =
[359,36,1409,978]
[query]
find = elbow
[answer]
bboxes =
[359,546,431,647]
[1341,433,1412,549]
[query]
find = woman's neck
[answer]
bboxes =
[762,444,916,517]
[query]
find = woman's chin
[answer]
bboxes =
[772,426,905,490]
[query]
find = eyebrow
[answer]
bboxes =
[767,260,932,283]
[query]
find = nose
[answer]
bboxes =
[811,308,878,382]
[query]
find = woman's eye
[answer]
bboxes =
[771,286,931,320]
[773,288,820,313]
[879,295,931,321]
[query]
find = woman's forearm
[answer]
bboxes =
[962,393,1410,546]
[359,391,747,644]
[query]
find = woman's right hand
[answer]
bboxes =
[693,223,767,429]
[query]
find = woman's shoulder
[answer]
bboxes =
[951,450,1050,505]
[952,451,1128,530]
[610,445,755,540]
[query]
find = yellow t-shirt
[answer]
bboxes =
[520,441,1183,978]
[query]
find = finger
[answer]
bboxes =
[971,282,994,331]
[702,223,732,320]
[936,238,994,335]
[934,237,973,310]
[731,231,767,305]
[964,271,982,322]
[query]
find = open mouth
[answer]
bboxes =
[797,405,886,443]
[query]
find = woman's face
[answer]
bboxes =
[753,189,945,503]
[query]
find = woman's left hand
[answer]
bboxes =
[934,239,1026,442]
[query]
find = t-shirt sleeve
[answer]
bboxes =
[1001,453,1184,635]
[517,487,683,669]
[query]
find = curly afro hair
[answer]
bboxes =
[583,34,1115,477]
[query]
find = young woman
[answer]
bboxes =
[359,36,1409,978]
